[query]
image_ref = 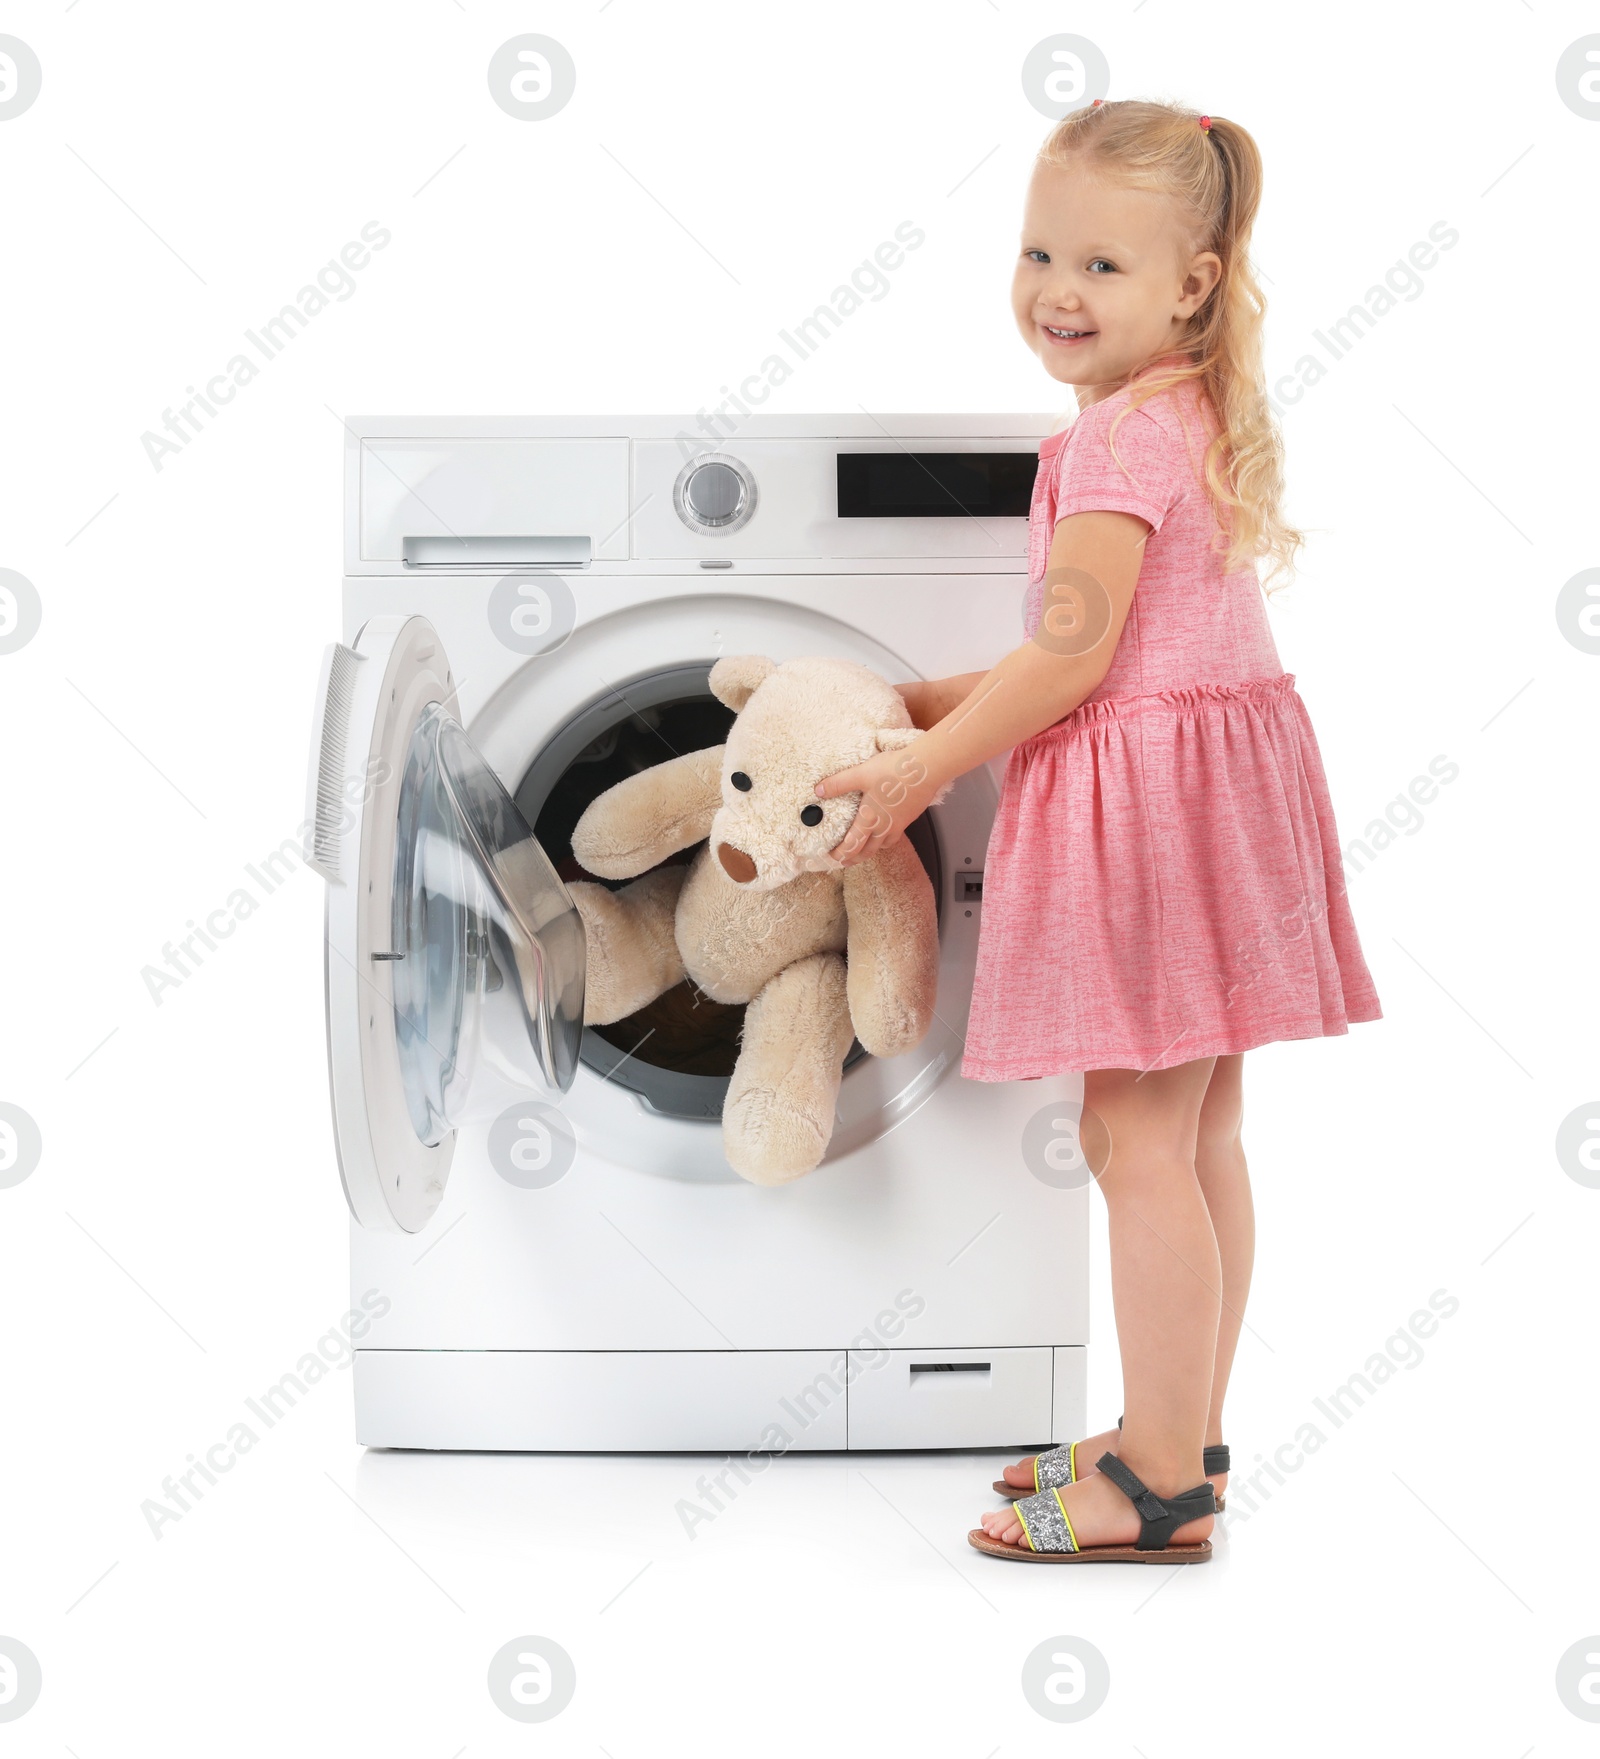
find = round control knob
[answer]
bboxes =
[685,461,744,526]
[672,453,757,536]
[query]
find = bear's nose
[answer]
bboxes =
[717,842,757,884]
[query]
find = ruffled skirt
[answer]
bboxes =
[960,674,1381,1079]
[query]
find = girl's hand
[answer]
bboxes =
[893,680,939,731]
[814,744,947,868]
[895,672,987,731]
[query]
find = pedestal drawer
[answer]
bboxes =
[846,1346,1055,1449]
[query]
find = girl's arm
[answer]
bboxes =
[917,504,1147,770]
[820,508,1151,864]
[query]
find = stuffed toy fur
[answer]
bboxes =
[566,655,946,1185]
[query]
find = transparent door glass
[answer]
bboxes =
[392,705,586,1147]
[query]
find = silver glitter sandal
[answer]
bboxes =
[969,1451,1215,1565]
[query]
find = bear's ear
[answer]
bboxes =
[708,654,777,712]
[874,726,921,754]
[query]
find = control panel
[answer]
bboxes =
[345,415,1055,574]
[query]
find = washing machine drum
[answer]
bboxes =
[308,614,585,1233]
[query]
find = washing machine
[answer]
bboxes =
[306,413,1091,1454]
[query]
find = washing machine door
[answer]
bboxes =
[305,614,586,1233]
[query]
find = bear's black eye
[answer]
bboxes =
[730,771,752,792]
[800,803,824,826]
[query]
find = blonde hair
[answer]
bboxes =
[1036,98,1303,591]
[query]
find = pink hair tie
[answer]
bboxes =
[1199,114,1212,132]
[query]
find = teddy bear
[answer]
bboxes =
[564,654,946,1185]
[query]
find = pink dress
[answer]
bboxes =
[961,373,1381,1079]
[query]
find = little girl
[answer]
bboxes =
[815,98,1380,1564]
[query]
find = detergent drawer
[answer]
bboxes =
[846,1346,1058,1450]
[354,1348,848,1451]
[357,437,631,565]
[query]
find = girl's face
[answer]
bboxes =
[1013,157,1221,399]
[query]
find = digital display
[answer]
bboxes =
[836,450,1036,519]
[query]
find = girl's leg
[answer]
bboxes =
[995,1053,1256,1502]
[979,1056,1220,1550]
[1194,1053,1253,1502]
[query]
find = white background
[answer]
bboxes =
[2,1,1597,1751]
